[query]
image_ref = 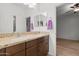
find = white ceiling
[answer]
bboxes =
[57,3,75,16]
[55,3,64,7]
[14,3,65,15]
[14,3,64,8]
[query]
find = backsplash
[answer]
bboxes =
[0,32,43,38]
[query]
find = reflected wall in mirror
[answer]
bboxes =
[34,14,47,27]
[40,21,43,26]
[34,15,40,27]
[0,3,30,33]
[26,17,31,32]
[13,16,16,32]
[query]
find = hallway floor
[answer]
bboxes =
[56,38,79,56]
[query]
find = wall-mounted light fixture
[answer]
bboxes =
[24,3,37,8]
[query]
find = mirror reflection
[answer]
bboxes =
[34,14,47,27]
[0,3,48,33]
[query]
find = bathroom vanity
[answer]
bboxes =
[0,32,49,56]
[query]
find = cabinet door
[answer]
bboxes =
[0,48,6,56]
[26,39,37,48]
[43,36,49,54]
[13,50,25,56]
[37,43,48,56]
[6,43,25,56]
[25,39,37,56]
[43,36,49,43]
[37,36,49,56]
[26,46,37,56]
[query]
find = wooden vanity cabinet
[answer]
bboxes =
[37,36,49,56]
[26,35,49,56]
[13,51,25,56]
[6,43,25,56]
[26,45,37,56]
[0,35,49,56]
[25,39,37,56]
[0,48,6,56]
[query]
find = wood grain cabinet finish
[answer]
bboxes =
[25,39,37,56]
[25,36,49,56]
[6,43,25,56]
[26,45,37,56]
[0,48,6,56]
[26,39,37,48]
[37,43,48,56]
[37,36,49,56]
[0,35,49,56]
[13,50,25,56]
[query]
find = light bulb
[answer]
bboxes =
[24,3,36,8]
[74,8,79,11]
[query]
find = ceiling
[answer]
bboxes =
[55,3,64,7]
[57,3,75,16]
[14,3,64,8]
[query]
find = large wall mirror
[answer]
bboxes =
[34,14,47,27]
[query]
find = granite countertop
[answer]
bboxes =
[0,32,49,49]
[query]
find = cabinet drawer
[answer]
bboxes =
[37,43,49,56]
[37,36,49,43]
[26,39,37,48]
[6,43,25,55]
[37,37,44,43]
